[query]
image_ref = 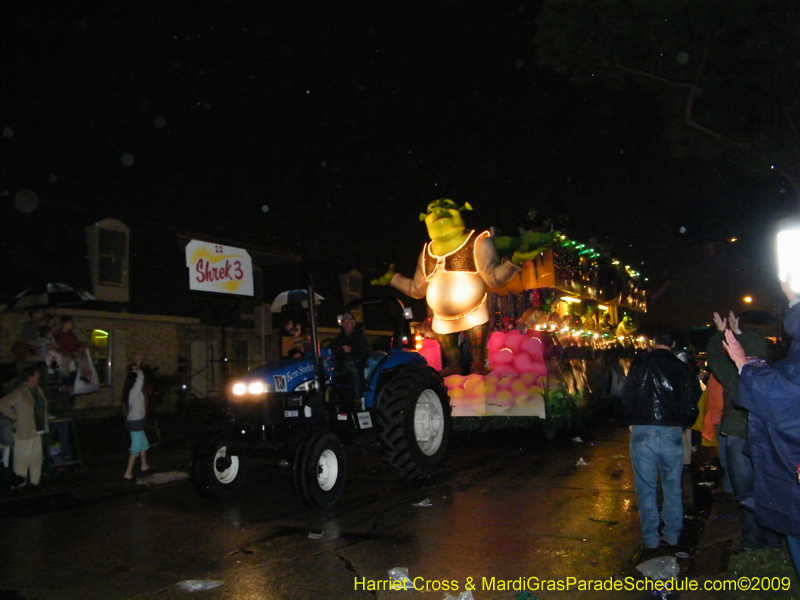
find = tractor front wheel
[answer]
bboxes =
[190,431,247,500]
[293,432,346,508]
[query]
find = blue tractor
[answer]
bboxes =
[189,283,452,508]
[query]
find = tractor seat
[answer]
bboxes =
[364,351,388,383]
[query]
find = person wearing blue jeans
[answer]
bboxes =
[621,327,701,549]
[725,434,782,550]
[629,425,685,547]
[715,423,733,494]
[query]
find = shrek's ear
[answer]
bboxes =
[419,213,427,222]
[461,202,473,212]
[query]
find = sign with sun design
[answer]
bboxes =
[185,240,254,296]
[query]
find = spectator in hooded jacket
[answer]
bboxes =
[723,277,800,576]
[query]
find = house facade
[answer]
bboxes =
[1,201,359,414]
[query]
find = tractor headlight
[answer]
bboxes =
[247,381,266,395]
[231,380,271,398]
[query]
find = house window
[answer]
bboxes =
[85,218,130,302]
[98,228,127,285]
[88,329,110,385]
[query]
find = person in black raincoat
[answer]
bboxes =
[620,327,701,548]
[723,278,800,576]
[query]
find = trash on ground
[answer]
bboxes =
[413,498,433,507]
[697,481,715,487]
[444,591,476,600]
[136,471,189,486]
[176,579,224,592]
[635,555,680,581]
[576,457,588,466]
[278,459,290,467]
[388,567,414,590]
[308,529,338,540]
[571,437,583,442]
[588,517,619,526]
[675,551,690,559]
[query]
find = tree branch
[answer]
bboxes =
[614,54,800,202]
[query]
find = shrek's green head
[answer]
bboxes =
[419,198,473,241]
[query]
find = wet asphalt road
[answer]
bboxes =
[1,422,679,600]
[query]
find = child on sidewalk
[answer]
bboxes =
[123,357,151,480]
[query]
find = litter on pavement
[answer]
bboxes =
[635,555,680,581]
[387,567,414,590]
[308,529,338,540]
[444,591,475,600]
[176,580,224,592]
[588,517,619,526]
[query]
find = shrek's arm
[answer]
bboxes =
[476,233,522,287]
[370,265,396,286]
[373,252,428,299]
[494,231,554,263]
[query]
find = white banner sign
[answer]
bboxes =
[186,240,254,296]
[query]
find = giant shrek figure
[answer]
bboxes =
[374,199,548,376]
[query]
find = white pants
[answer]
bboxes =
[13,435,43,486]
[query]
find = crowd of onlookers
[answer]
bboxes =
[620,276,800,580]
[715,279,800,577]
[1,306,153,489]
[0,307,95,491]
[10,306,89,382]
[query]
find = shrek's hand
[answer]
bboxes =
[371,264,396,286]
[511,246,545,266]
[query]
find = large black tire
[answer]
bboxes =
[375,366,451,479]
[190,431,248,500]
[292,432,346,508]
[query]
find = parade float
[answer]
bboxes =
[375,200,647,437]
[420,234,647,436]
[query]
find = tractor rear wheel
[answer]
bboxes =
[375,366,451,479]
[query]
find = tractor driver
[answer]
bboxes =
[330,312,371,400]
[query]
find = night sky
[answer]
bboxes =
[3,2,795,329]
